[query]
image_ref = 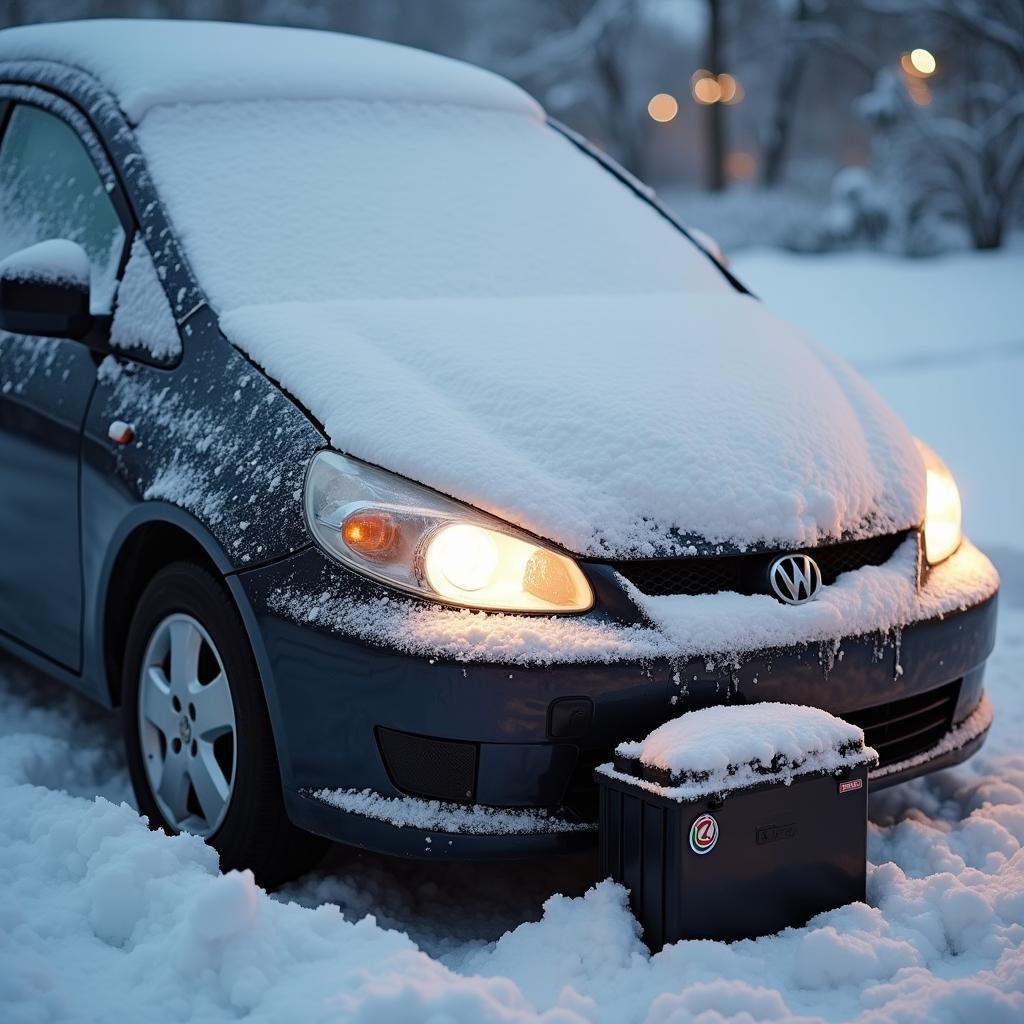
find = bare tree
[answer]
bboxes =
[488,0,652,177]
[859,0,1024,248]
[704,0,726,190]
[759,0,814,187]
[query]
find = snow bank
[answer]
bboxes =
[270,538,998,666]
[0,20,539,123]
[0,749,555,1023]
[610,703,875,800]
[4,617,1023,1022]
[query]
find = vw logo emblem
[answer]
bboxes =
[768,553,822,605]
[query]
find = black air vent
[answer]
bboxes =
[376,727,477,803]
[842,679,960,768]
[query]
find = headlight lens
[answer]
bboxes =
[916,440,962,564]
[303,450,593,613]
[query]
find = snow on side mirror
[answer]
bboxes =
[0,239,96,341]
[687,226,729,270]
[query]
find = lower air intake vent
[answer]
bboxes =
[842,680,960,768]
[376,727,477,803]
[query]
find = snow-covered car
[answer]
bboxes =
[0,20,999,885]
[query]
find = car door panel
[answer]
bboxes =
[0,101,128,670]
[0,337,96,666]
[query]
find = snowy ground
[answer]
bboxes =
[2,246,1023,1023]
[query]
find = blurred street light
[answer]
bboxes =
[901,48,936,77]
[693,75,722,104]
[726,151,756,181]
[899,48,935,105]
[691,69,743,105]
[647,92,679,122]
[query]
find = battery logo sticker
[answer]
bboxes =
[839,778,864,794]
[689,813,719,854]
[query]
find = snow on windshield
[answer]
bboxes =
[135,99,728,311]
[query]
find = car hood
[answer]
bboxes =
[220,291,925,557]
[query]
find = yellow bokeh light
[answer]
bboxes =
[647,92,679,122]
[689,71,741,105]
[693,77,722,104]
[910,47,936,74]
[726,151,756,181]
[901,48,936,78]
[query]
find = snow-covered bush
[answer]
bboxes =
[852,1,1024,251]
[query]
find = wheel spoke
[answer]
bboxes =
[156,751,190,824]
[168,618,202,692]
[189,746,230,827]
[140,667,176,737]
[191,672,234,740]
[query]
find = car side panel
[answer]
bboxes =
[77,307,325,703]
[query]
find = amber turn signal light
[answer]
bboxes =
[341,510,398,559]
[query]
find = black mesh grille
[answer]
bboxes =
[842,680,960,768]
[612,531,912,597]
[377,727,477,803]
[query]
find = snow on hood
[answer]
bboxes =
[220,291,924,557]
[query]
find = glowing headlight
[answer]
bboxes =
[916,440,962,565]
[303,450,593,613]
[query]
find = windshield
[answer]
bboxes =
[136,99,730,311]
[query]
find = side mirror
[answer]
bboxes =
[0,239,96,340]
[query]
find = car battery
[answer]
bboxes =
[596,703,878,948]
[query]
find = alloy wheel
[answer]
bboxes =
[137,612,237,837]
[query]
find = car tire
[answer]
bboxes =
[122,560,327,887]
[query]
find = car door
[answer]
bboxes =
[0,99,128,670]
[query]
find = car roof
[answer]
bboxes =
[0,19,541,125]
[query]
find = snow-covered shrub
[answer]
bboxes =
[852,2,1024,251]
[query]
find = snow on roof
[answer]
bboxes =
[0,19,541,124]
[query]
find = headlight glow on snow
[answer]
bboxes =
[916,440,962,565]
[303,450,593,612]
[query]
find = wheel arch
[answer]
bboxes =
[96,504,270,711]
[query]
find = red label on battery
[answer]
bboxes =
[689,813,719,854]
[838,778,863,794]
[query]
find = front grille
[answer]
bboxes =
[611,530,911,597]
[842,680,960,767]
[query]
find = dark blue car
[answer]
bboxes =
[0,20,998,885]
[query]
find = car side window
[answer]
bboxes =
[0,103,126,313]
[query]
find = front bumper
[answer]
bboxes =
[236,542,998,859]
